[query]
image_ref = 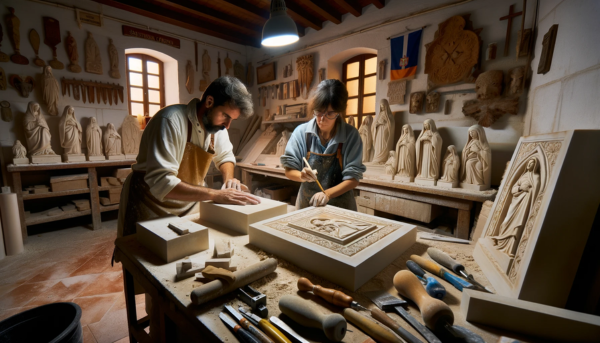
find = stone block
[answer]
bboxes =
[50,179,88,192]
[200,197,287,234]
[87,155,106,161]
[106,154,126,160]
[62,154,86,163]
[13,157,29,165]
[31,155,61,164]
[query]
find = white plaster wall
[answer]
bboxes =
[524,0,600,135]
[0,0,248,169]
[249,0,536,185]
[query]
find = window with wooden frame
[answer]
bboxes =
[342,54,377,128]
[126,54,165,121]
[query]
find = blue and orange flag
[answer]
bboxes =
[390,29,423,81]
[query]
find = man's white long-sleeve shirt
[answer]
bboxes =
[132,98,235,202]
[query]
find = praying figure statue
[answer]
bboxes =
[103,123,123,156]
[490,158,540,257]
[59,106,83,155]
[86,117,103,156]
[358,115,373,163]
[384,151,396,175]
[13,140,27,159]
[394,124,416,182]
[42,66,60,116]
[460,124,492,190]
[415,119,442,184]
[23,102,56,156]
[371,99,395,164]
[108,38,120,79]
[439,145,460,184]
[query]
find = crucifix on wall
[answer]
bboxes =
[499,4,522,57]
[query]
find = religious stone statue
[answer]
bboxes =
[276,133,288,157]
[359,115,373,163]
[108,38,120,79]
[23,102,56,156]
[371,99,395,164]
[462,70,519,127]
[347,116,355,128]
[426,92,441,113]
[438,145,460,188]
[509,66,525,96]
[85,32,102,74]
[122,115,141,158]
[415,119,443,185]
[42,66,60,116]
[460,124,492,190]
[384,151,396,175]
[394,124,416,182]
[66,31,81,73]
[86,117,103,157]
[59,105,82,155]
[490,157,540,257]
[103,123,123,157]
[13,140,27,158]
[410,92,425,114]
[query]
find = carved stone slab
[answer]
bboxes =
[250,205,417,290]
[473,130,600,308]
[200,197,287,234]
[387,80,406,105]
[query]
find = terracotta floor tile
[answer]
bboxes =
[108,292,147,315]
[0,283,18,298]
[0,280,59,310]
[82,325,98,343]
[77,271,123,298]
[71,293,120,326]
[27,274,99,307]
[88,303,146,343]
[69,244,119,277]
[26,252,98,282]
[0,261,56,286]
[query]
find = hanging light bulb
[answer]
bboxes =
[261,0,299,47]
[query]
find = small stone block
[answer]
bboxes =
[415,178,437,186]
[437,180,458,189]
[62,154,86,163]
[175,262,204,280]
[200,197,287,234]
[106,154,126,160]
[195,273,210,282]
[31,155,62,164]
[13,157,29,165]
[214,239,234,258]
[100,197,112,206]
[460,183,490,191]
[228,264,237,272]
[204,258,231,269]
[87,155,106,161]
[51,179,88,192]
[168,222,189,235]
[113,168,132,178]
[124,154,138,160]
[395,176,414,183]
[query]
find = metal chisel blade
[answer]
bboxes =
[394,306,441,343]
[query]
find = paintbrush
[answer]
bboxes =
[302,157,325,193]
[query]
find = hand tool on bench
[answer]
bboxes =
[297,277,368,311]
[278,295,347,342]
[238,307,292,343]
[394,270,485,343]
[406,261,446,300]
[225,305,275,343]
[410,255,475,292]
[427,248,494,293]
[220,312,262,343]
[342,308,407,343]
[238,285,269,318]
[269,316,310,343]
[363,290,438,343]
[302,157,326,193]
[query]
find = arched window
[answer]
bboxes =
[342,54,377,128]
[126,54,165,119]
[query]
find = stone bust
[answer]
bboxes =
[475,70,503,100]
[410,92,425,114]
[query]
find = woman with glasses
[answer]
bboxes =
[280,79,366,210]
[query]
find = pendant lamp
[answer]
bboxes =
[261,0,299,47]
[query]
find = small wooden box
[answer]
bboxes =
[50,174,89,192]
[137,216,210,263]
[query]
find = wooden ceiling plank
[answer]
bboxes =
[284,1,322,30]
[215,0,270,20]
[331,0,362,17]
[296,0,342,24]
[370,0,385,9]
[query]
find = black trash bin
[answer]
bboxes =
[0,302,82,343]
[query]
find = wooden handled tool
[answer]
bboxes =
[406,260,446,300]
[370,308,423,343]
[220,312,262,343]
[410,255,474,292]
[225,305,274,343]
[302,157,326,193]
[393,270,454,330]
[297,277,368,311]
[239,307,292,343]
[427,248,494,293]
[342,308,404,343]
[278,295,346,342]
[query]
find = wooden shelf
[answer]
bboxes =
[100,204,120,212]
[22,188,90,200]
[263,117,311,124]
[25,210,92,226]
[99,186,123,191]
[7,159,135,172]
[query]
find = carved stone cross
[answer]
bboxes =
[500,4,523,57]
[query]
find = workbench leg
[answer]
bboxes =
[242,170,253,193]
[150,296,167,343]
[12,172,27,243]
[123,267,139,343]
[88,167,101,230]
[457,209,471,240]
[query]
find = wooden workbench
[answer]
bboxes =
[237,163,497,239]
[115,215,510,343]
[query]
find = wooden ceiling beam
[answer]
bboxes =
[331,0,362,17]
[370,0,385,9]
[284,1,322,31]
[215,0,269,22]
[296,0,342,24]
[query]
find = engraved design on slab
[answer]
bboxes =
[263,207,403,257]
[287,213,378,245]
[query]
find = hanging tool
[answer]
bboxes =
[342,308,405,343]
[238,285,268,318]
[427,248,494,293]
[394,270,485,343]
[238,307,291,343]
[363,290,439,343]
[269,316,310,343]
[224,305,274,343]
[297,277,368,311]
[278,295,346,342]
[220,312,262,343]
[406,260,447,300]
[410,255,475,292]
[302,157,325,194]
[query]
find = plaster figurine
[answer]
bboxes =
[85,32,102,74]
[275,131,290,157]
[378,60,386,80]
[509,66,525,96]
[410,92,425,114]
[200,49,211,92]
[6,7,29,65]
[371,99,395,164]
[122,115,142,157]
[1,100,12,122]
[415,119,442,184]
[86,117,103,156]
[394,124,416,182]
[426,92,441,113]
[66,31,81,73]
[103,123,123,156]
[490,157,540,257]
[42,66,60,116]
[439,145,460,184]
[13,140,27,159]
[23,102,57,156]
[460,124,491,190]
[384,151,396,175]
[462,70,519,127]
[358,115,373,163]
[108,38,120,79]
[185,60,194,94]
[59,105,82,155]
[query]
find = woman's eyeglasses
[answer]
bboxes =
[313,110,340,120]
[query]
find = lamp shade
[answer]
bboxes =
[262,0,299,47]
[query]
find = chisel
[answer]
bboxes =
[269,316,309,343]
[427,248,494,293]
[297,277,368,311]
[406,261,446,300]
[224,305,274,343]
[410,255,475,292]
[343,308,405,343]
[238,307,292,343]
[220,312,262,343]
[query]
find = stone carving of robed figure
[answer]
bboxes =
[415,119,442,185]
[394,124,416,182]
[23,102,56,156]
[59,105,83,155]
[370,99,394,164]
[460,124,492,190]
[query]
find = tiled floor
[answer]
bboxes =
[0,219,145,343]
